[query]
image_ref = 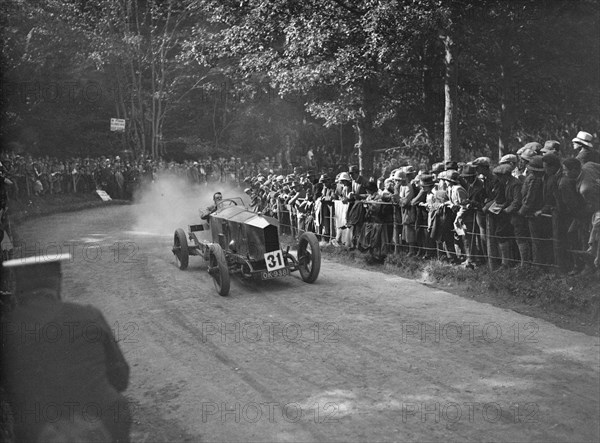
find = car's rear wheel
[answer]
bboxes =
[297,232,321,283]
[173,228,189,270]
[209,243,230,296]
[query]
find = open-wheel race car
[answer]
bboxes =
[171,197,321,296]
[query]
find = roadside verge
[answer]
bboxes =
[281,234,600,337]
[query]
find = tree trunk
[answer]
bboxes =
[353,121,363,174]
[498,37,514,160]
[212,97,219,150]
[130,0,146,158]
[422,42,436,136]
[443,33,458,162]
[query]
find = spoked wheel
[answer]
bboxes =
[208,243,230,296]
[297,232,321,283]
[173,228,189,270]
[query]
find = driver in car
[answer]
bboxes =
[201,192,223,220]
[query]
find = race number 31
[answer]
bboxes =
[264,250,285,271]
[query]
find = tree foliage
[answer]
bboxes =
[1,0,598,168]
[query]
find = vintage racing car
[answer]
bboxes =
[171,197,321,296]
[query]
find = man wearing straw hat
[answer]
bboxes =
[572,131,599,165]
[1,254,131,442]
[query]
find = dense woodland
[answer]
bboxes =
[1,0,598,170]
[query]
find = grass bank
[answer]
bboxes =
[9,193,129,225]
[282,234,599,336]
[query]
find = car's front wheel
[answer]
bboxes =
[173,228,189,270]
[297,232,321,283]
[208,243,230,296]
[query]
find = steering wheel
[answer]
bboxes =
[218,198,238,208]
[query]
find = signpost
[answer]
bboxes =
[110,118,126,132]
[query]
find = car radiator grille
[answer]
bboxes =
[264,225,280,253]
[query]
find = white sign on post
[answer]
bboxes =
[96,190,112,201]
[110,118,126,132]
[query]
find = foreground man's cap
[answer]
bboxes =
[2,253,72,269]
[3,253,72,288]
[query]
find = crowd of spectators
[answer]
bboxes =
[243,131,600,276]
[0,153,320,202]
[2,130,599,276]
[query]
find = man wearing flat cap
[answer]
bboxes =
[498,153,517,176]
[472,157,496,257]
[456,164,485,267]
[347,165,368,248]
[541,140,560,156]
[572,131,599,165]
[518,142,542,156]
[348,165,367,202]
[445,161,458,172]
[516,147,537,182]
[518,156,551,266]
[314,174,335,242]
[1,254,131,443]
[410,174,436,258]
[491,164,525,268]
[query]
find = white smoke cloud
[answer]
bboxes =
[130,173,250,237]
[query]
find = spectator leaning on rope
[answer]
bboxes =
[519,156,552,266]
[539,153,562,217]
[515,146,537,182]
[499,154,519,180]
[472,157,495,257]
[429,170,456,262]
[394,169,417,255]
[557,158,592,275]
[411,174,437,258]
[491,164,523,268]
[445,170,468,263]
[457,164,484,268]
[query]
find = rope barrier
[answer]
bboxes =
[269,197,581,270]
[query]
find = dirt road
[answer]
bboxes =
[14,204,600,442]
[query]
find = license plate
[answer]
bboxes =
[261,267,289,280]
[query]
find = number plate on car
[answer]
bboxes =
[261,267,290,280]
[264,250,285,271]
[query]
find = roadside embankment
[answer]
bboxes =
[280,234,600,337]
[9,193,130,225]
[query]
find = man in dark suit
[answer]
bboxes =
[1,254,131,442]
